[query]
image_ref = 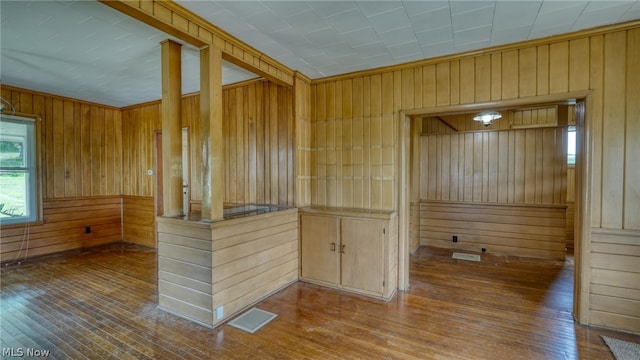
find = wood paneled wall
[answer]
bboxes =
[121,103,161,198]
[121,80,295,208]
[567,166,576,248]
[420,127,567,204]
[222,81,295,206]
[210,208,299,327]
[157,217,214,325]
[311,28,640,228]
[122,196,155,248]
[0,86,123,261]
[0,197,121,263]
[1,86,123,199]
[156,208,299,327]
[310,24,640,332]
[420,202,567,259]
[590,228,640,334]
[418,113,568,259]
[295,74,312,207]
[421,106,562,134]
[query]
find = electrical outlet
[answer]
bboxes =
[452,235,458,243]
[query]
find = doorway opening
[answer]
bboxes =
[155,127,190,217]
[398,93,590,323]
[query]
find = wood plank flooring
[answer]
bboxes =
[1,244,638,359]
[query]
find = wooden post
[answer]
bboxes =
[160,39,183,217]
[200,46,224,221]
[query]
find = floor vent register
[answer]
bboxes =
[228,307,277,334]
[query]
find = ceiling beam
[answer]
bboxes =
[99,0,294,87]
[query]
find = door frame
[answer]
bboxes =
[397,91,592,324]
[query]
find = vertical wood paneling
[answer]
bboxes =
[549,42,569,94]
[601,32,626,229]
[501,50,519,99]
[295,74,312,207]
[460,58,475,104]
[569,38,590,91]
[310,25,640,334]
[121,80,294,207]
[422,65,436,107]
[589,35,605,227]
[436,62,450,106]
[625,29,640,229]
[420,127,566,205]
[519,47,537,97]
[475,54,491,102]
[1,86,122,199]
[536,45,550,95]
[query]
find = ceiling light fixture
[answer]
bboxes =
[473,111,502,126]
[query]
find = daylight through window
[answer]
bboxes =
[567,126,576,165]
[0,114,37,224]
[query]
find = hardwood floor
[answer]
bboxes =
[1,244,637,359]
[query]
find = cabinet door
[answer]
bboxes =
[340,218,385,295]
[300,214,340,285]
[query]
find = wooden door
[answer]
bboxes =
[340,218,385,295]
[300,214,340,285]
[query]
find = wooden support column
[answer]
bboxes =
[161,39,183,217]
[200,46,224,221]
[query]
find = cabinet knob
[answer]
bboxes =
[330,242,336,251]
[340,244,346,254]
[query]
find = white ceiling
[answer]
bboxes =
[2,1,640,108]
[0,0,258,107]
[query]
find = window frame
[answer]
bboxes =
[0,113,42,226]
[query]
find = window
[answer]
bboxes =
[567,126,576,165]
[0,114,38,225]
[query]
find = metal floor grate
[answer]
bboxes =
[227,308,277,334]
[452,252,481,262]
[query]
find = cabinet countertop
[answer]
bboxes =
[299,206,397,220]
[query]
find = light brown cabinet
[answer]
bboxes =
[299,208,398,300]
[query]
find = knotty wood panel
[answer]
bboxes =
[121,80,295,207]
[122,196,155,248]
[420,201,567,259]
[420,127,567,205]
[589,228,640,333]
[0,197,122,263]
[1,86,122,199]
